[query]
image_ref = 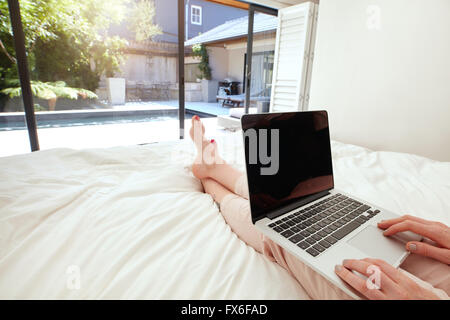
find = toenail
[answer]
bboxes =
[210,139,215,143]
[194,115,200,120]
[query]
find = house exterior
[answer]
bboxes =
[153,0,248,43]
[98,0,247,101]
[184,13,277,102]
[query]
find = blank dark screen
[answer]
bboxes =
[242,111,334,222]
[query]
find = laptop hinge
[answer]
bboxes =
[266,190,331,220]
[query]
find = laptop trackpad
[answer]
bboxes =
[347,226,406,265]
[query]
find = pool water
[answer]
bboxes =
[0,112,199,131]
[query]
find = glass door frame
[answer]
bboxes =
[6,0,39,151]
[7,0,188,149]
[177,0,185,139]
[243,3,278,114]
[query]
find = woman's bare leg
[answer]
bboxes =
[201,178,231,204]
[201,177,265,253]
[190,116,248,199]
[190,116,353,299]
[202,178,351,299]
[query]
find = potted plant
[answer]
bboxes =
[192,44,218,103]
[106,77,126,105]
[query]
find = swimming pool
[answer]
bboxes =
[0,111,201,131]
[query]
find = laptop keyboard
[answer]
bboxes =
[267,194,380,257]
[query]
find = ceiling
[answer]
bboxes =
[243,0,310,9]
[205,0,312,10]
[204,0,249,10]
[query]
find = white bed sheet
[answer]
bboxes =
[0,136,309,299]
[0,133,449,299]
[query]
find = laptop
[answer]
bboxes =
[241,111,421,299]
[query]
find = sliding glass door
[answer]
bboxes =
[244,3,277,113]
[2,0,279,157]
[2,0,182,157]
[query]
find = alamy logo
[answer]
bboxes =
[244,129,279,176]
[366,5,382,30]
[66,265,81,290]
[366,264,381,290]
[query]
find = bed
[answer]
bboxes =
[0,131,449,299]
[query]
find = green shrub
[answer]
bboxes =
[192,43,212,80]
[1,80,98,101]
[0,0,161,92]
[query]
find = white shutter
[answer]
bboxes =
[270,2,318,112]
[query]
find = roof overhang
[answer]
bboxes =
[195,30,276,47]
[204,0,249,10]
[207,1,308,10]
[204,0,309,10]
[247,1,311,9]
[185,13,277,47]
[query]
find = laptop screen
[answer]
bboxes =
[241,111,334,223]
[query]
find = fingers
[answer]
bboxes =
[335,264,385,300]
[407,241,450,265]
[377,215,444,230]
[343,259,399,293]
[382,220,441,242]
[342,259,372,275]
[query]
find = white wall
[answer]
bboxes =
[208,47,229,81]
[118,54,177,83]
[309,0,450,161]
[227,47,246,82]
[225,39,276,83]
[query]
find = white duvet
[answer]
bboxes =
[0,133,449,299]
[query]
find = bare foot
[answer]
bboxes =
[189,115,206,150]
[189,116,224,179]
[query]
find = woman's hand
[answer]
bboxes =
[335,258,440,299]
[378,215,450,264]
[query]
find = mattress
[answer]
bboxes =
[0,134,308,299]
[0,132,449,299]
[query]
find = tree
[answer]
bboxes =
[0,0,162,92]
[129,0,162,42]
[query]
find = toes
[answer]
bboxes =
[192,115,205,133]
[191,115,200,125]
[210,139,219,152]
[202,140,220,165]
[191,115,201,127]
[190,117,203,140]
[191,116,203,130]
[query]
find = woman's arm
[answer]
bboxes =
[378,215,450,264]
[334,258,440,299]
[335,215,449,299]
